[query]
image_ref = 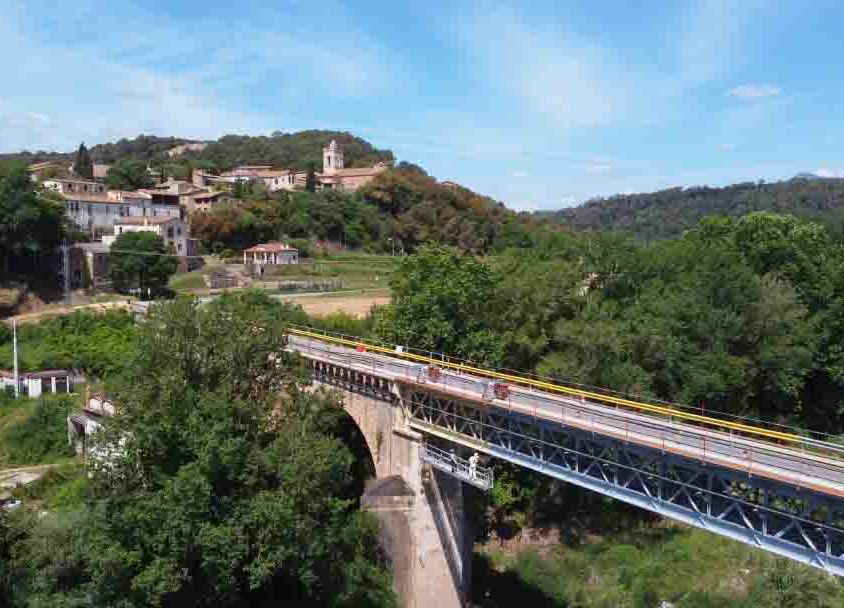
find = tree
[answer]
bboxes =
[0,163,68,276]
[69,294,395,607]
[73,143,94,180]
[105,159,154,190]
[305,162,317,192]
[108,231,178,294]
[374,243,507,366]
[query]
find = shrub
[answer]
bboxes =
[1,394,75,465]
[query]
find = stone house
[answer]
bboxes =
[243,242,299,273]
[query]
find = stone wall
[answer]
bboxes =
[313,381,470,608]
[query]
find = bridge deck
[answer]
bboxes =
[289,335,844,499]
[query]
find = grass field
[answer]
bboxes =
[168,271,208,290]
[474,524,844,607]
[168,252,400,293]
[262,252,399,291]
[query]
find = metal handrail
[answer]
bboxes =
[292,336,844,489]
[409,396,844,534]
[288,323,844,444]
[421,443,493,490]
[286,326,844,460]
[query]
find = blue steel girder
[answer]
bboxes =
[305,356,844,576]
[404,389,844,575]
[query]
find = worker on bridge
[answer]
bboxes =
[469,452,479,480]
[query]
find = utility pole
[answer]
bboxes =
[12,318,19,399]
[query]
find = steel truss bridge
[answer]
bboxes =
[286,326,844,577]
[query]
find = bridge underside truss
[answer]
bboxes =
[307,358,844,576]
[408,391,844,575]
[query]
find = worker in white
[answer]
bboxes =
[469,452,479,480]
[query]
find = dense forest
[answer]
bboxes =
[196,131,393,171]
[556,176,844,241]
[190,164,535,255]
[375,213,844,435]
[0,294,395,607]
[0,131,394,173]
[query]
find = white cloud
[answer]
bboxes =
[459,11,662,131]
[510,170,528,178]
[727,84,781,98]
[584,161,613,174]
[1,111,51,128]
[814,168,844,179]
[0,5,395,152]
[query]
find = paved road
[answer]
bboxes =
[289,335,844,499]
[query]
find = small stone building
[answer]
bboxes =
[243,242,299,269]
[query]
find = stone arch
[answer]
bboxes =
[334,385,397,480]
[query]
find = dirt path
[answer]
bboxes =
[4,290,390,323]
[0,463,65,479]
[274,291,390,318]
[6,301,134,325]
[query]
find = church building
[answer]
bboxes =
[319,139,388,192]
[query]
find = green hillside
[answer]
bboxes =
[556,177,844,240]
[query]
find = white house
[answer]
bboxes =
[218,166,305,192]
[42,177,106,195]
[60,189,181,236]
[1,370,73,397]
[103,216,190,256]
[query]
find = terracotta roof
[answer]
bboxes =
[115,217,179,226]
[138,190,181,202]
[44,177,102,186]
[221,168,291,179]
[243,242,298,253]
[335,166,388,178]
[193,191,226,200]
[108,190,153,201]
[61,192,114,203]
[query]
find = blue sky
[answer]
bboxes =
[1,1,843,210]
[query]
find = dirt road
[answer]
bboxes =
[5,301,134,325]
[274,290,390,318]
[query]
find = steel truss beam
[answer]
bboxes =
[305,358,844,576]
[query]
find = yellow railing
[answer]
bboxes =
[287,326,820,449]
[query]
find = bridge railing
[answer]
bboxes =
[287,325,844,471]
[420,443,493,491]
[302,334,844,489]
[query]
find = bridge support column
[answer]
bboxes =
[331,384,471,608]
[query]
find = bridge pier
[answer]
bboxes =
[318,382,471,608]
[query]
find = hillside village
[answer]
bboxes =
[28,138,390,291]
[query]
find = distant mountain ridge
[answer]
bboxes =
[555,177,844,240]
